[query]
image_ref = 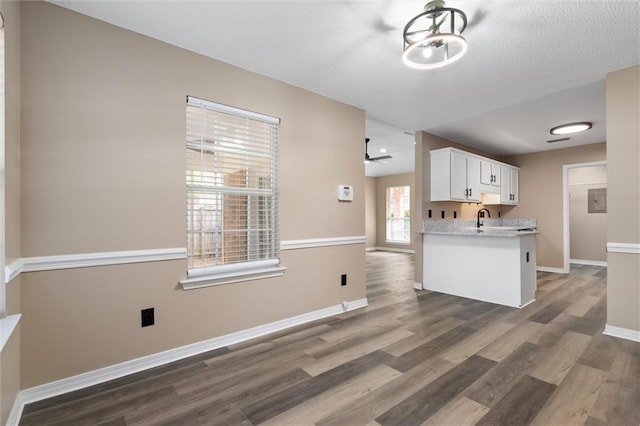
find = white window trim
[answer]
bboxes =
[385,239,412,245]
[0,313,21,352]
[0,18,19,354]
[180,263,287,290]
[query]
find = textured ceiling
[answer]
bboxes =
[50,0,640,176]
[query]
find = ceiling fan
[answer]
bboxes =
[365,138,392,163]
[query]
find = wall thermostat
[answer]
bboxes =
[338,185,354,201]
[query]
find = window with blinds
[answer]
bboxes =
[186,96,280,278]
[386,185,411,244]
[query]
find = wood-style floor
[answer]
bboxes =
[20,251,640,425]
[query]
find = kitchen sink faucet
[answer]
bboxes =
[477,208,491,228]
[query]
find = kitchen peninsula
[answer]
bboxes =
[419,219,538,308]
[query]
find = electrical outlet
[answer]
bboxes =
[141,308,155,327]
[341,274,347,286]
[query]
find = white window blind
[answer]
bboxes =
[186,96,280,277]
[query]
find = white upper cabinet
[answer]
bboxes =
[431,149,481,202]
[500,166,519,205]
[480,160,501,186]
[430,147,518,205]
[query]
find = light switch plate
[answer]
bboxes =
[338,185,353,201]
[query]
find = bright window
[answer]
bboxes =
[185,96,281,284]
[386,186,410,243]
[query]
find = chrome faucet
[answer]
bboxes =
[477,208,491,228]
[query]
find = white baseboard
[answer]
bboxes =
[7,297,368,425]
[570,259,607,267]
[7,393,26,426]
[603,324,640,342]
[365,247,377,252]
[413,282,423,290]
[536,266,566,274]
[519,299,536,309]
[372,246,415,254]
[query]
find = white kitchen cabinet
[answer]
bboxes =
[480,160,501,186]
[431,148,480,202]
[501,166,519,205]
[431,147,519,204]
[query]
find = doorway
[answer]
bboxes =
[563,161,607,272]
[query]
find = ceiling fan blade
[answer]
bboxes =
[370,155,393,161]
[364,137,392,163]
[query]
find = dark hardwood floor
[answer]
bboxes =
[20,251,640,425]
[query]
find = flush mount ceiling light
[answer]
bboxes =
[550,122,593,135]
[402,0,468,70]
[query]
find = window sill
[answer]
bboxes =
[180,266,287,290]
[385,240,411,245]
[0,314,21,353]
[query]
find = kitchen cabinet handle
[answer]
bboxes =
[464,188,468,197]
[469,188,472,197]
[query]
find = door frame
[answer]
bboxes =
[562,160,607,273]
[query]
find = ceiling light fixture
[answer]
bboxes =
[402,0,468,70]
[550,122,592,135]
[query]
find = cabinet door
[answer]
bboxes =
[481,161,501,186]
[450,151,469,201]
[466,156,481,201]
[510,169,519,204]
[480,160,493,185]
[492,164,501,186]
[500,166,512,204]
[500,167,519,204]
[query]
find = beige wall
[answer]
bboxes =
[1,0,21,422]
[20,1,366,388]
[375,173,415,250]
[568,166,607,262]
[606,65,640,332]
[503,143,606,269]
[365,176,376,249]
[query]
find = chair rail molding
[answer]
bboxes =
[4,248,187,283]
[607,242,640,254]
[280,236,366,250]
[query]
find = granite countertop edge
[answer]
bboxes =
[423,229,540,237]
